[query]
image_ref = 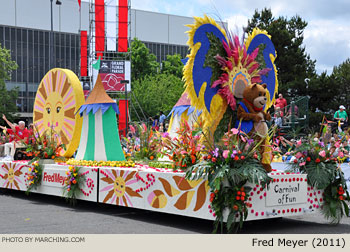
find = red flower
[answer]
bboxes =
[236,196,240,200]
[211,157,217,162]
[240,156,245,160]
[293,159,298,163]
[306,157,311,162]
[339,196,344,201]
[315,158,321,163]
[234,156,239,161]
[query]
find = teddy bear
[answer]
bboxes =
[236,83,272,172]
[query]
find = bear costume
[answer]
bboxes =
[236,83,272,172]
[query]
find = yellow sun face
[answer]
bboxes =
[43,91,64,132]
[113,177,126,197]
[7,168,15,183]
[33,68,85,157]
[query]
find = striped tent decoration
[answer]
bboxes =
[75,74,125,161]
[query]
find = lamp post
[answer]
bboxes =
[50,0,62,69]
[121,80,129,136]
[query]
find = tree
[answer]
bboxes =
[131,74,184,120]
[246,8,316,97]
[331,59,350,109]
[161,54,184,79]
[131,38,159,81]
[0,43,18,124]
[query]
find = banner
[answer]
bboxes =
[80,31,88,76]
[118,0,128,52]
[98,60,131,92]
[106,0,117,51]
[95,0,105,59]
[118,99,128,137]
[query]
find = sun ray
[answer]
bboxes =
[63,122,73,131]
[105,170,116,180]
[122,196,128,206]
[111,194,117,204]
[124,194,133,207]
[61,125,72,140]
[103,190,114,203]
[64,94,74,105]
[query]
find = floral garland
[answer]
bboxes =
[63,166,86,205]
[66,159,135,167]
[289,136,350,222]
[25,161,43,194]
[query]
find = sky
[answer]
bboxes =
[128,0,350,74]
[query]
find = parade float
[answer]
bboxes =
[1,16,349,233]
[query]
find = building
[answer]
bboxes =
[0,0,227,121]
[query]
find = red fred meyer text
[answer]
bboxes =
[43,172,66,186]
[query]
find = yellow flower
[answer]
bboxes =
[35,170,38,173]
[73,173,77,177]
[28,168,32,172]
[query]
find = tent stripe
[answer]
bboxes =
[76,111,89,160]
[103,107,125,161]
[84,112,96,160]
[94,110,107,161]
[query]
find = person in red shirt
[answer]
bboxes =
[274,93,288,114]
[2,114,29,160]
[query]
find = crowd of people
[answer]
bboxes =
[0,114,33,161]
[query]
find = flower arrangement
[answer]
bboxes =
[161,120,203,171]
[131,123,162,161]
[289,135,350,222]
[24,126,65,164]
[186,127,271,233]
[63,165,85,205]
[25,161,43,194]
[66,159,135,167]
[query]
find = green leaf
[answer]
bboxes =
[226,211,235,231]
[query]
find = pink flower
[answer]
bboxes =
[335,141,341,148]
[318,150,326,157]
[299,162,306,167]
[231,128,239,135]
[339,151,344,158]
[295,152,303,159]
[223,150,229,159]
[296,140,302,147]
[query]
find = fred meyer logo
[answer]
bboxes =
[266,177,307,206]
[42,171,66,187]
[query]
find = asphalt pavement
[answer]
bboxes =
[1,188,350,234]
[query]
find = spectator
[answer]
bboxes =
[334,105,348,130]
[285,104,299,123]
[274,112,283,128]
[151,116,159,131]
[275,93,288,114]
[1,114,29,161]
[159,111,166,132]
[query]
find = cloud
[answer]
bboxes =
[127,0,350,73]
[304,19,350,73]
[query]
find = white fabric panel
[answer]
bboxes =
[106,0,117,51]
[94,110,107,161]
[76,111,89,160]
[125,61,131,91]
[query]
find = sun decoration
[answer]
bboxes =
[0,163,25,190]
[33,68,85,157]
[100,170,142,206]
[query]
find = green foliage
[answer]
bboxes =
[161,54,184,79]
[0,43,18,123]
[63,166,86,206]
[204,32,226,84]
[131,38,159,81]
[131,73,184,118]
[247,8,316,97]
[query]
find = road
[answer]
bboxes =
[1,188,349,234]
